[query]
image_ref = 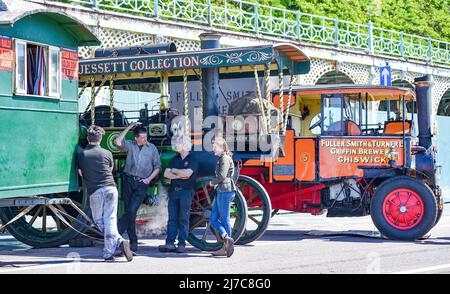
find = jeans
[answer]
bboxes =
[166,189,194,247]
[210,191,235,238]
[89,186,124,259]
[118,175,147,246]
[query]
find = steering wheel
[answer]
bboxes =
[309,115,327,131]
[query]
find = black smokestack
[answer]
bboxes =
[199,32,221,120]
[414,75,433,149]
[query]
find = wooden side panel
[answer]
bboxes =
[272,93,296,110]
[295,138,316,182]
[273,129,295,181]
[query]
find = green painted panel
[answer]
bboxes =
[62,79,79,102]
[0,107,79,198]
[0,12,93,199]
[0,71,12,96]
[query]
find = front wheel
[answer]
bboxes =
[370,176,437,241]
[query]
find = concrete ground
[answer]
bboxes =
[2,204,450,274]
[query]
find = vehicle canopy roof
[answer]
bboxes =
[275,84,415,101]
[78,43,311,84]
[0,0,99,46]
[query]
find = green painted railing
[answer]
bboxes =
[35,0,450,65]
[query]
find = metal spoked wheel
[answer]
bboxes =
[370,176,438,241]
[235,175,271,245]
[0,191,92,248]
[187,177,248,251]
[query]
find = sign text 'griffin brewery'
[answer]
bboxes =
[79,56,200,75]
[320,139,404,164]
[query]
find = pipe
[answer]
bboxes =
[414,74,433,149]
[199,32,221,120]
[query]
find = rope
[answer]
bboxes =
[90,76,95,126]
[78,81,89,99]
[264,64,272,133]
[109,75,114,127]
[282,75,297,134]
[183,69,189,135]
[199,70,203,128]
[278,70,284,132]
[85,78,107,115]
[254,66,267,134]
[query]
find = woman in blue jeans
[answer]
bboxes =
[209,137,236,257]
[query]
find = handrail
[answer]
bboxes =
[30,0,449,65]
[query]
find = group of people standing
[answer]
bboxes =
[76,123,236,262]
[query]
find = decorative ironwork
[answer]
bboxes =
[31,0,449,65]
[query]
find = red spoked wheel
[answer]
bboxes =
[371,176,437,241]
[382,189,425,231]
[187,177,248,251]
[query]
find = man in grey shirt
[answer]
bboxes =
[77,125,133,262]
[115,123,161,252]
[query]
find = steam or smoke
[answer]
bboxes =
[136,182,169,237]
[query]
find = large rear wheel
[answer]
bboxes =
[188,177,248,251]
[235,175,271,245]
[370,176,437,241]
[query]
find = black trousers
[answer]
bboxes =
[118,175,147,246]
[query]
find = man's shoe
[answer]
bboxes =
[104,255,116,262]
[224,236,234,257]
[158,243,176,253]
[120,240,134,262]
[176,245,186,253]
[211,247,227,257]
[130,243,138,253]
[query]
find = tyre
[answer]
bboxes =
[235,175,272,245]
[187,177,248,251]
[370,176,437,241]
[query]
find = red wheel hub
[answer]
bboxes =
[382,188,424,230]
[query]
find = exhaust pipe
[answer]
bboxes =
[414,74,436,185]
[414,74,433,149]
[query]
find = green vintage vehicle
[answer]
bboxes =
[0,0,100,247]
[0,1,311,251]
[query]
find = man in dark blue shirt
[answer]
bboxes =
[159,136,199,253]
